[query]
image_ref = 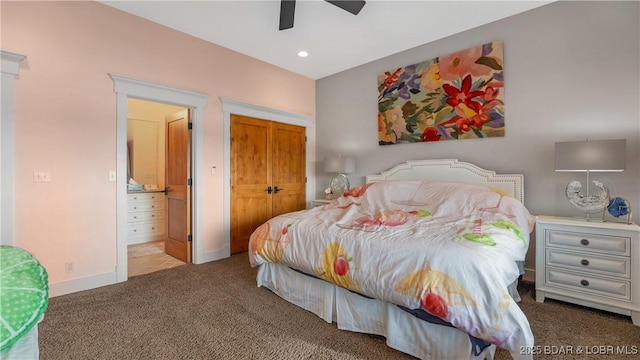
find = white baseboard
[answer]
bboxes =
[48,271,117,298]
[128,235,164,246]
[50,245,231,296]
[195,245,230,264]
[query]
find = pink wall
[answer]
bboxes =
[2,2,315,286]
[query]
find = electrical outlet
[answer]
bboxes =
[65,261,75,274]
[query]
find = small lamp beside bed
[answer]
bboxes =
[554,138,626,221]
[324,155,355,198]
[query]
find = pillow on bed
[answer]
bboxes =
[0,246,49,351]
[339,180,535,235]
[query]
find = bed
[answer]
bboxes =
[0,246,49,360]
[248,159,535,360]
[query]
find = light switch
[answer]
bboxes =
[33,170,51,183]
[108,170,116,182]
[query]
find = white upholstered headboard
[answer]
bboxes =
[366,159,524,204]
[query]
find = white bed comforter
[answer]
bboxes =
[249,181,535,357]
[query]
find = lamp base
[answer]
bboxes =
[565,179,610,216]
[570,213,606,223]
[330,173,350,197]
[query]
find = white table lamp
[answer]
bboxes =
[324,155,355,197]
[555,138,626,220]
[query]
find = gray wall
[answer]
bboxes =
[315,1,640,274]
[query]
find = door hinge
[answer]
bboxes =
[188,122,193,130]
[187,178,193,186]
[188,234,193,242]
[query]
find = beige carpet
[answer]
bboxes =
[39,252,639,360]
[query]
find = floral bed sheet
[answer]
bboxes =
[249,180,535,356]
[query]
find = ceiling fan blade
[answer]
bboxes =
[279,0,296,30]
[325,1,366,15]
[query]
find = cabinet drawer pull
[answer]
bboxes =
[151,205,155,208]
[133,216,137,219]
[580,279,589,287]
[133,206,137,210]
[151,214,155,218]
[133,229,137,232]
[151,227,155,230]
[580,239,590,246]
[580,259,590,266]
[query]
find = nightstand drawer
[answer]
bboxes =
[546,268,631,301]
[546,249,630,278]
[547,230,629,255]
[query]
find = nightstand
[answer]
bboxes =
[535,215,640,325]
[311,199,333,208]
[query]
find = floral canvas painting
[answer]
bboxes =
[378,41,504,145]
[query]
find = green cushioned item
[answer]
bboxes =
[0,246,49,351]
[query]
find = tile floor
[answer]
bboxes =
[128,240,186,277]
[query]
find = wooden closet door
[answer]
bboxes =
[230,115,272,254]
[272,122,306,217]
[230,115,306,254]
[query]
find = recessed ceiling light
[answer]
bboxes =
[297,50,309,58]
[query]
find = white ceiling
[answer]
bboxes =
[100,0,553,80]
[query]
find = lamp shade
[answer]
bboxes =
[324,155,355,174]
[555,139,626,172]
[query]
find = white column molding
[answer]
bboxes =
[1,50,26,246]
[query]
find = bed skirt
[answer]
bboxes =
[0,316,41,360]
[257,263,496,360]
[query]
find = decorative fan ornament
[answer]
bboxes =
[565,180,610,214]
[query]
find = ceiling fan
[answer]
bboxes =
[279,0,366,30]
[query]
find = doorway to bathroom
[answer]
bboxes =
[111,73,208,283]
[126,98,190,277]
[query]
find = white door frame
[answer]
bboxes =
[220,97,314,255]
[110,74,208,282]
[1,50,26,246]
